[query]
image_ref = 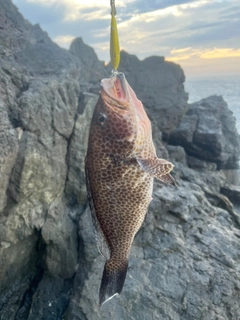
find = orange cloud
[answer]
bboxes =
[201,48,240,59]
[167,47,240,62]
[171,47,193,54]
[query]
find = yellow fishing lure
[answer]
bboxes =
[110,0,120,71]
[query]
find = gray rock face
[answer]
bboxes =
[70,37,108,84]
[0,0,34,55]
[65,92,98,207]
[0,1,84,317]
[0,72,82,317]
[66,173,240,320]
[0,0,77,77]
[221,185,240,204]
[169,96,240,169]
[1,1,240,319]
[15,42,78,76]
[0,100,18,212]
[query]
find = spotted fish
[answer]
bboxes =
[85,73,175,306]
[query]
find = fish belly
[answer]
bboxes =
[89,160,153,257]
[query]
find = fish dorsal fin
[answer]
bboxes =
[85,165,110,259]
[137,157,175,185]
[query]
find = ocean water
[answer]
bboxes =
[185,75,240,133]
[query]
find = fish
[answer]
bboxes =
[85,72,175,306]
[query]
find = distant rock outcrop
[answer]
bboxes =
[69,37,108,84]
[0,1,240,319]
[169,96,240,169]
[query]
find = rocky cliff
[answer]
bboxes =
[0,1,240,320]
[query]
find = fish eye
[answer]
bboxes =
[98,113,106,124]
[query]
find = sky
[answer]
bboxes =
[12,0,240,78]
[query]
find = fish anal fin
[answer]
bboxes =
[137,157,174,181]
[159,173,176,186]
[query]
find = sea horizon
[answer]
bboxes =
[185,74,240,133]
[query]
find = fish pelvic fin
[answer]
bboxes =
[137,157,175,185]
[99,259,128,306]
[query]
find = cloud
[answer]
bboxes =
[166,47,240,77]
[21,0,136,21]
[171,47,193,54]
[13,0,208,24]
[167,47,240,61]
[179,56,240,78]
[13,0,65,24]
[112,1,239,58]
[12,0,240,77]
[201,48,240,59]
[53,35,75,48]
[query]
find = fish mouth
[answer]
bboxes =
[101,73,130,106]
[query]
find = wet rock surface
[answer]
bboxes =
[1,1,240,319]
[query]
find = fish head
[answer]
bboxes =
[89,73,151,157]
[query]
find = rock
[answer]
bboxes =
[223,169,240,186]
[0,0,78,77]
[0,74,80,315]
[41,201,78,279]
[221,185,240,204]
[167,145,187,166]
[203,188,240,228]
[1,0,240,319]
[69,37,108,84]
[0,0,35,55]
[187,155,217,171]
[27,275,73,320]
[0,230,41,319]
[25,202,79,320]
[15,42,78,76]
[114,51,189,140]
[65,178,240,320]
[0,101,18,212]
[65,92,98,207]
[0,1,83,316]
[169,96,240,169]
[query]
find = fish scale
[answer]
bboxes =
[85,73,175,306]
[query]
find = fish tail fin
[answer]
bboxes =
[99,258,128,306]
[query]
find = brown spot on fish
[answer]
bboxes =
[85,72,175,306]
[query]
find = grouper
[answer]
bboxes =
[85,73,175,306]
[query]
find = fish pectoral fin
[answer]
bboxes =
[137,157,175,185]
